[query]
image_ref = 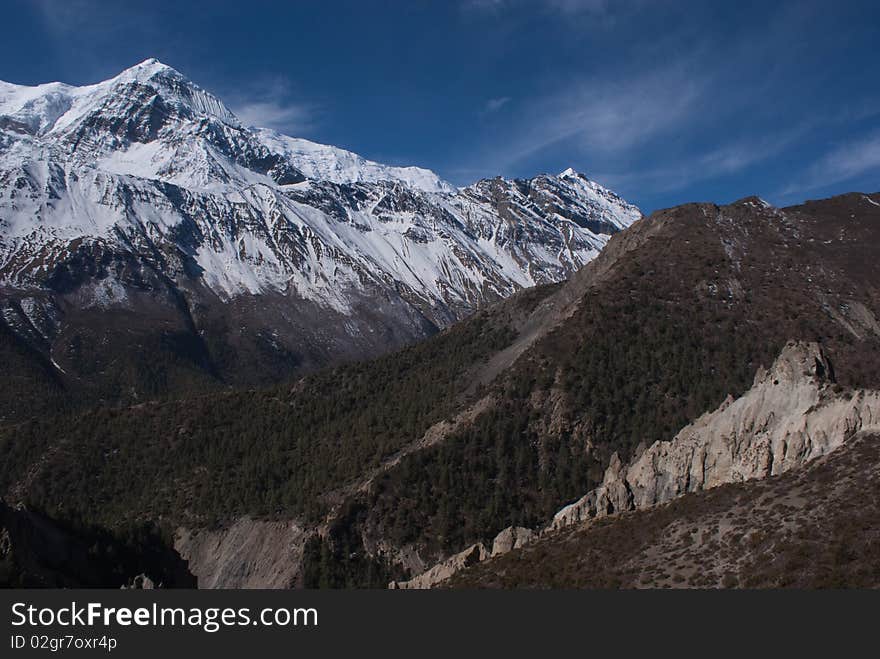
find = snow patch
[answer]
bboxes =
[254,129,454,193]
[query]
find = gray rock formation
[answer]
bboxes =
[389,525,535,588]
[393,340,880,588]
[122,574,156,589]
[389,543,488,589]
[491,526,535,557]
[551,340,880,528]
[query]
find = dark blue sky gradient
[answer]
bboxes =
[2,0,878,212]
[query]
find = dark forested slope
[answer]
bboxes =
[357,192,880,562]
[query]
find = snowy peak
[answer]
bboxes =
[0,60,455,193]
[115,57,176,79]
[0,58,236,139]
[0,59,641,328]
[464,169,640,235]
[52,58,240,139]
[104,57,239,126]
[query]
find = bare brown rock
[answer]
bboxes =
[175,517,308,589]
[389,543,488,589]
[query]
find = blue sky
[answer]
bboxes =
[2,0,878,212]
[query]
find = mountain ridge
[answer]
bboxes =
[0,59,640,419]
[394,339,880,587]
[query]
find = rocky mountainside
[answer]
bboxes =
[0,59,639,419]
[396,340,880,587]
[448,431,880,589]
[551,341,880,527]
[2,189,878,589]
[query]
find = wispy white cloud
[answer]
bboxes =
[233,99,315,134]
[779,132,880,198]
[224,77,317,135]
[484,61,706,171]
[596,128,809,196]
[817,134,880,183]
[455,6,838,199]
[483,96,512,113]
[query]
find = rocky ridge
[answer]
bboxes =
[393,340,880,588]
[551,340,880,527]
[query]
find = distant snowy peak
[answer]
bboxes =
[0,59,642,327]
[0,59,239,138]
[556,167,641,229]
[463,168,641,236]
[253,128,454,193]
[0,80,75,136]
[0,59,452,193]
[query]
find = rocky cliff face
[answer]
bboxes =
[396,340,880,587]
[389,543,488,589]
[551,340,880,528]
[389,526,534,589]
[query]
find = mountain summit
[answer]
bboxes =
[0,60,640,415]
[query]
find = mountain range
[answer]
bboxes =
[0,59,638,420]
[1,60,879,590]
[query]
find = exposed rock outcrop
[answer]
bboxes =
[491,527,535,557]
[174,517,308,589]
[448,431,880,589]
[122,574,156,589]
[393,340,880,588]
[551,340,880,528]
[389,525,535,588]
[389,543,488,589]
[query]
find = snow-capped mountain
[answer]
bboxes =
[0,59,640,406]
